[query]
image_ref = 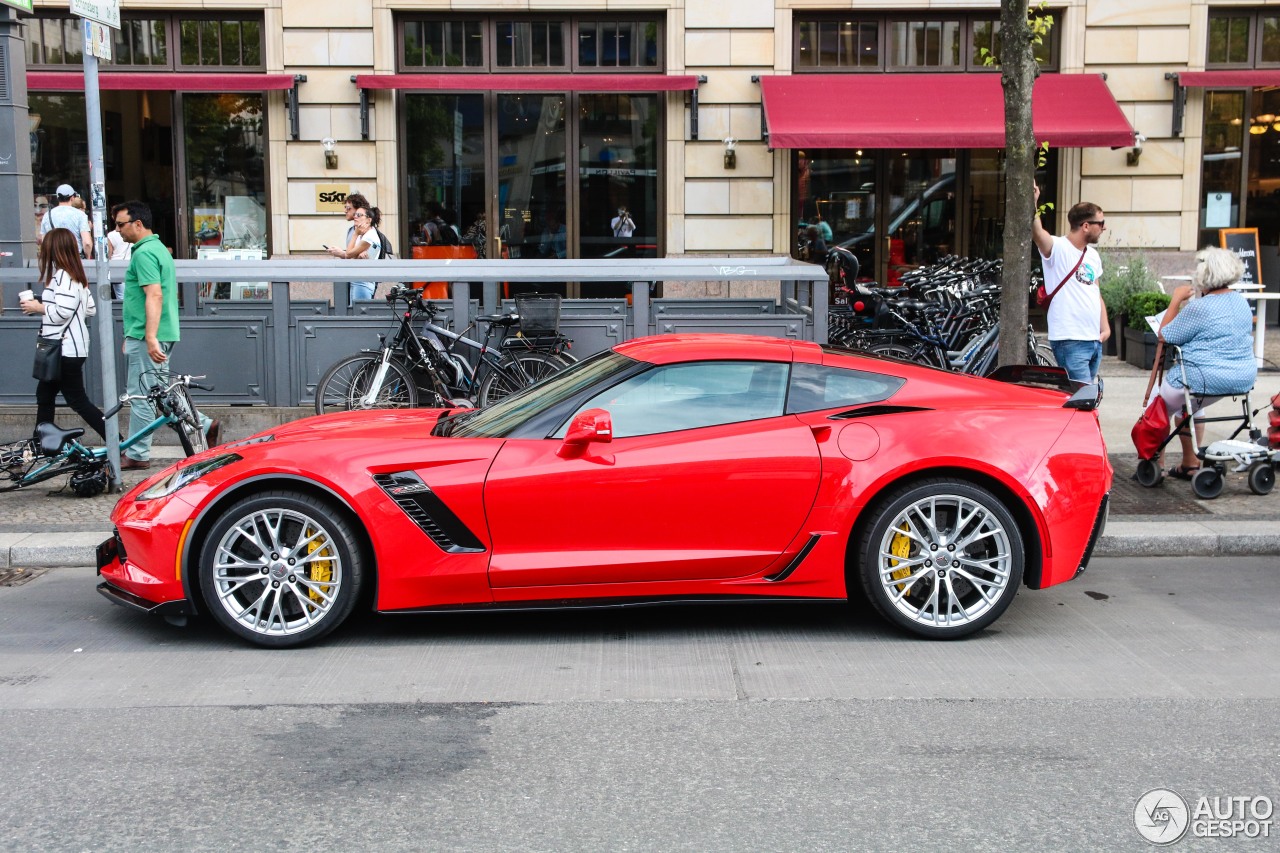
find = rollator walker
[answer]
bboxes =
[1134,343,1277,499]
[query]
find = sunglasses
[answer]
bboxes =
[1086,219,1106,227]
[115,219,134,228]
[353,212,369,219]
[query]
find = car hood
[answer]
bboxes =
[266,408,462,441]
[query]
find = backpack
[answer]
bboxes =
[375,229,395,259]
[434,217,460,246]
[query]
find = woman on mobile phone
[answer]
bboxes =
[19,227,106,439]
[326,206,383,302]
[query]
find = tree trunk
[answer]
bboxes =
[998,0,1036,366]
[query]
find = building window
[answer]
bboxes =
[794,13,1058,72]
[402,20,484,67]
[399,15,663,72]
[25,13,263,71]
[1206,10,1280,67]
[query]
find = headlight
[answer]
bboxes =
[137,453,241,501]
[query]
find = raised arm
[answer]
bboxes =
[1032,183,1054,259]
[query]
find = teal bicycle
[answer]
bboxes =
[1,373,211,497]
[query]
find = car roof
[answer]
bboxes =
[614,334,822,365]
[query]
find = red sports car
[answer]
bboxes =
[97,334,1111,647]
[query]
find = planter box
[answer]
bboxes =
[1123,327,1161,370]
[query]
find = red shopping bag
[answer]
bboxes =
[1132,396,1170,459]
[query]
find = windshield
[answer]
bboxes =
[447,350,637,438]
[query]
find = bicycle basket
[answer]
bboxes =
[515,293,562,336]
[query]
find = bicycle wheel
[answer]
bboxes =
[0,452,84,492]
[315,354,419,416]
[478,352,565,408]
[168,384,207,457]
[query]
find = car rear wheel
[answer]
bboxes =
[858,479,1024,639]
[198,491,365,648]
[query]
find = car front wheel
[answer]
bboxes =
[198,491,365,648]
[858,479,1024,639]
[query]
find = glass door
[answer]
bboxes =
[882,150,957,285]
[403,93,487,256]
[497,92,568,295]
[577,93,659,297]
[1198,89,1246,247]
[795,150,878,283]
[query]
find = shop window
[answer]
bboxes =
[114,19,169,67]
[794,13,1058,72]
[1208,14,1254,66]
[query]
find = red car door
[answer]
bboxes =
[484,417,822,588]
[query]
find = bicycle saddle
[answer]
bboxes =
[478,313,520,326]
[34,422,84,457]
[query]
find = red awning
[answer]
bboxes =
[1177,70,1280,87]
[759,73,1135,149]
[355,73,699,92]
[28,72,297,91]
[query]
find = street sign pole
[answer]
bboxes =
[73,0,122,489]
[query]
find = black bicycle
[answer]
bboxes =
[314,286,573,414]
[1,374,212,497]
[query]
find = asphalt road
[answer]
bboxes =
[1,557,1278,851]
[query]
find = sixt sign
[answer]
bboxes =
[316,184,354,213]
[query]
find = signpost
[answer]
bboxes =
[72,0,124,489]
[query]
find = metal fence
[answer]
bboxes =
[0,258,828,406]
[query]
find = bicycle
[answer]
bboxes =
[1,374,213,497]
[314,285,572,415]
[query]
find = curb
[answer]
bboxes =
[4,523,1280,569]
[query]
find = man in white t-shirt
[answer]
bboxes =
[39,184,93,258]
[611,207,636,239]
[1032,186,1110,383]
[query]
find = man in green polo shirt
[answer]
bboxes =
[116,201,219,469]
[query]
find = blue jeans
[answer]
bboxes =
[349,281,375,302]
[124,338,211,461]
[1050,339,1103,383]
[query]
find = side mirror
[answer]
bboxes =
[559,408,612,457]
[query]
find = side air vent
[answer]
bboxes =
[373,472,485,554]
[829,405,928,420]
[0,41,10,103]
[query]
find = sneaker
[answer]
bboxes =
[205,419,222,448]
[120,457,151,471]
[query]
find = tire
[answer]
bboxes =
[169,384,207,457]
[315,354,418,416]
[1191,466,1225,500]
[1135,458,1164,487]
[1248,462,1275,496]
[478,352,565,408]
[1032,344,1057,368]
[867,342,922,363]
[197,490,365,648]
[857,479,1024,639]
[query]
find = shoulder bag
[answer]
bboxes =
[1035,247,1087,310]
[31,282,82,382]
[1131,340,1169,459]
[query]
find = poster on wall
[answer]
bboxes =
[223,196,267,250]
[1205,193,1232,229]
[193,208,223,247]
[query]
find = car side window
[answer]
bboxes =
[561,361,790,438]
[786,363,904,414]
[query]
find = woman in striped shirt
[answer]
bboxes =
[19,227,106,439]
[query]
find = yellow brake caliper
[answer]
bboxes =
[889,524,912,592]
[306,527,333,603]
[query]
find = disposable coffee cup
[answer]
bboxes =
[18,290,34,303]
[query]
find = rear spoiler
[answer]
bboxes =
[986,364,1103,412]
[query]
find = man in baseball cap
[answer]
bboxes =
[39,184,93,258]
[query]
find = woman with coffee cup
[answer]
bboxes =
[19,227,106,439]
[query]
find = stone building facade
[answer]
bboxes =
[19,0,1280,295]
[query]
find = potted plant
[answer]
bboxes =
[1123,290,1172,370]
[1100,251,1157,360]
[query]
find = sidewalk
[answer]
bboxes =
[2,346,1278,569]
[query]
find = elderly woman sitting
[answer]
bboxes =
[1157,246,1258,479]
